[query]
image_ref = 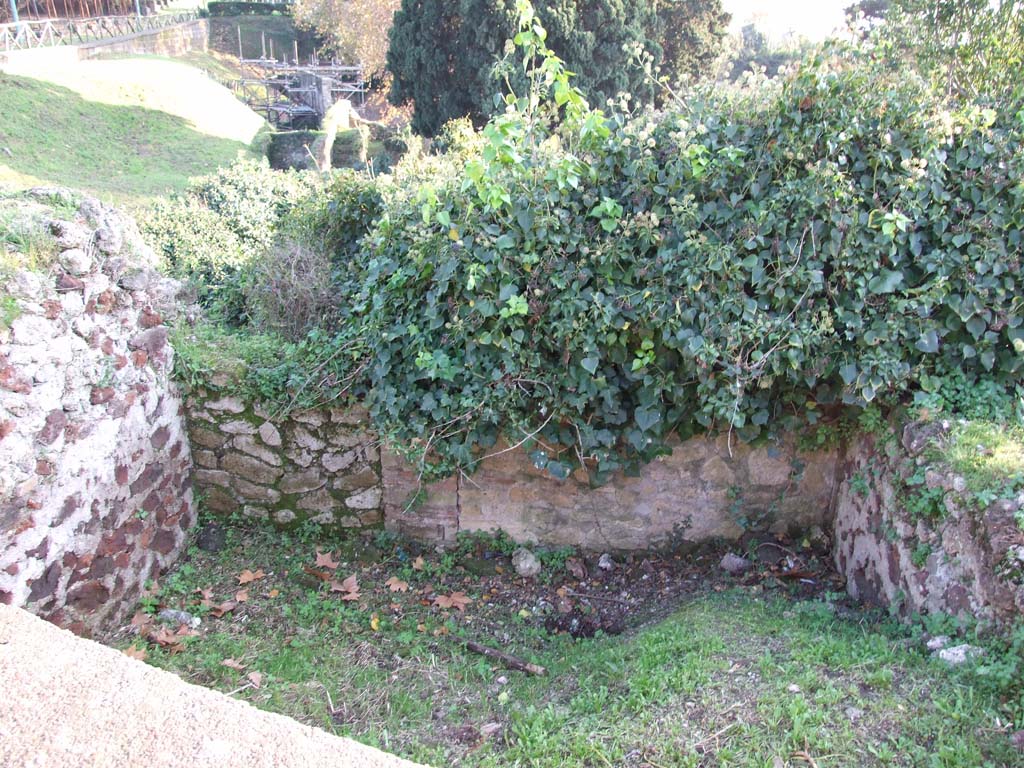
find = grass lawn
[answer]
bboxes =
[0,57,266,208]
[112,523,1023,767]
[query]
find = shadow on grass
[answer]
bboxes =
[0,73,255,205]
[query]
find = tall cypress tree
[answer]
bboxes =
[387,0,727,135]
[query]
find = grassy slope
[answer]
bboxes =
[129,524,1021,768]
[0,57,266,208]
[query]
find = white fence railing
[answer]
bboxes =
[0,12,198,52]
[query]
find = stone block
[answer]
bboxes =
[322,450,356,474]
[194,469,231,488]
[296,490,336,514]
[346,487,382,510]
[258,421,282,447]
[233,435,282,467]
[279,469,326,495]
[205,395,245,414]
[220,452,283,485]
[231,478,281,504]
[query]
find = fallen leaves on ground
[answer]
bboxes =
[234,589,249,603]
[566,557,588,579]
[237,568,266,585]
[315,550,340,570]
[331,574,361,601]
[385,576,409,592]
[209,600,237,618]
[302,565,332,582]
[222,658,246,671]
[433,591,473,612]
[412,555,425,571]
[123,645,148,661]
[247,671,263,688]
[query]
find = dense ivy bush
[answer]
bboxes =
[351,10,1024,482]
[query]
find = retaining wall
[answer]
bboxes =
[0,191,196,635]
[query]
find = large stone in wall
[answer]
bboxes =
[383,435,839,550]
[833,428,1024,629]
[0,190,196,635]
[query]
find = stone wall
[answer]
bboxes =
[186,396,383,529]
[77,19,209,59]
[0,190,196,635]
[384,435,840,550]
[834,424,1024,629]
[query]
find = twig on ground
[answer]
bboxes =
[460,638,546,676]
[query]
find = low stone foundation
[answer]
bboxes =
[0,191,196,634]
[834,425,1024,629]
[186,385,841,550]
[384,436,840,550]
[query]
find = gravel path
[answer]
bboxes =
[0,605,426,768]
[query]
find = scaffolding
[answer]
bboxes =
[231,29,365,128]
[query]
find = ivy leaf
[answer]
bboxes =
[839,363,859,385]
[868,269,904,294]
[581,356,599,375]
[635,407,661,433]
[915,331,939,354]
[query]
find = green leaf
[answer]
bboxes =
[581,356,599,375]
[916,331,939,354]
[635,407,661,433]
[868,270,904,294]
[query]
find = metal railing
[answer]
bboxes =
[1,12,198,52]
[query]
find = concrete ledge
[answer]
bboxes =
[0,605,426,768]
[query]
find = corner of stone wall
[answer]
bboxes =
[833,422,1024,629]
[0,191,197,635]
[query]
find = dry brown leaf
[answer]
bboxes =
[247,671,263,688]
[416,623,427,633]
[268,589,280,598]
[385,576,409,593]
[315,550,340,570]
[123,645,148,661]
[130,612,153,632]
[565,557,588,580]
[302,565,332,582]
[330,574,360,601]
[234,589,249,603]
[209,600,237,618]
[433,591,473,612]
[412,555,425,571]
[237,569,266,585]
[222,658,246,671]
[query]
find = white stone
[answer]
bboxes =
[935,644,984,666]
[10,314,53,346]
[258,422,281,447]
[512,548,541,578]
[926,635,951,652]
[720,553,752,574]
[206,396,245,414]
[345,487,381,510]
[58,248,92,276]
[273,509,296,525]
[220,420,256,435]
[323,450,356,474]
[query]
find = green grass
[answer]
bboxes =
[927,421,1024,516]
[122,524,1023,767]
[0,59,264,208]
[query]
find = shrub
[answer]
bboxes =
[355,15,1024,482]
[142,160,319,324]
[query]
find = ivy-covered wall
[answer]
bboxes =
[186,390,840,548]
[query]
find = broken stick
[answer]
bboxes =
[461,639,546,676]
